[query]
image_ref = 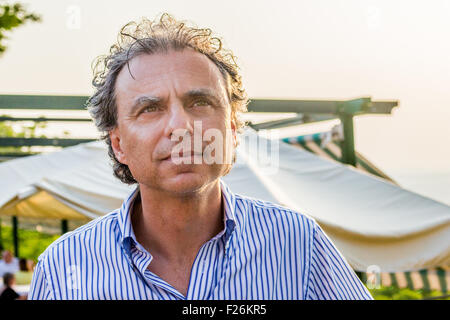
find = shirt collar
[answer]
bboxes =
[118,178,239,255]
[219,178,238,243]
[118,185,141,256]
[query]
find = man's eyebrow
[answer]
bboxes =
[129,96,161,115]
[183,88,222,102]
[183,88,216,97]
[128,88,224,115]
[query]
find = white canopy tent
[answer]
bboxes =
[0,128,449,272]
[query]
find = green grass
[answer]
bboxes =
[367,285,450,300]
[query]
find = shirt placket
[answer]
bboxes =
[125,237,221,300]
[185,238,223,300]
[129,246,186,299]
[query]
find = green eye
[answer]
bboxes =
[143,106,157,113]
[193,100,210,107]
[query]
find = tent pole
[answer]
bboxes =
[61,219,68,234]
[339,113,357,167]
[12,216,19,257]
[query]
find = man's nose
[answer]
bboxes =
[164,102,194,139]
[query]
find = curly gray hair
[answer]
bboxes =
[86,13,249,185]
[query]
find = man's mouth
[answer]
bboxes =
[162,151,203,162]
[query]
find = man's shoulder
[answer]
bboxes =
[37,210,121,263]
[233,192,318,234]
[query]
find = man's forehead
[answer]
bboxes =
[116,49,227,93]
[114,50,231,117]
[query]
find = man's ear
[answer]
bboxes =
[230,119,237,147]
[109,128,128,165]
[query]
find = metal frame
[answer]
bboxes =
[247,97,398,165]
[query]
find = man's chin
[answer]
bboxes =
[161,172,209,194]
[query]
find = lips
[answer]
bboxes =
[161,150,203,161]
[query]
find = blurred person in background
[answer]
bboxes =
[0,250,19,278]
[27,259,35,272]
[14,258,34,285]
[0,272,27,300]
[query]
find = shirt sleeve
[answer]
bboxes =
[28,259,54,300]
[305,223,373,300]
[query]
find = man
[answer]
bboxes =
[0,250,19,278]
[29,13,372,300]
[0,272,27,300]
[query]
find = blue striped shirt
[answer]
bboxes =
[28,179,373,300]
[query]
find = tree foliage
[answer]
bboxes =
[0,2,41,55]
[0,224,60,261]
[0,118,47,156]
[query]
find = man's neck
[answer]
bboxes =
[131,179,224,265]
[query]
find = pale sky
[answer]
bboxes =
[1,0,450,204]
